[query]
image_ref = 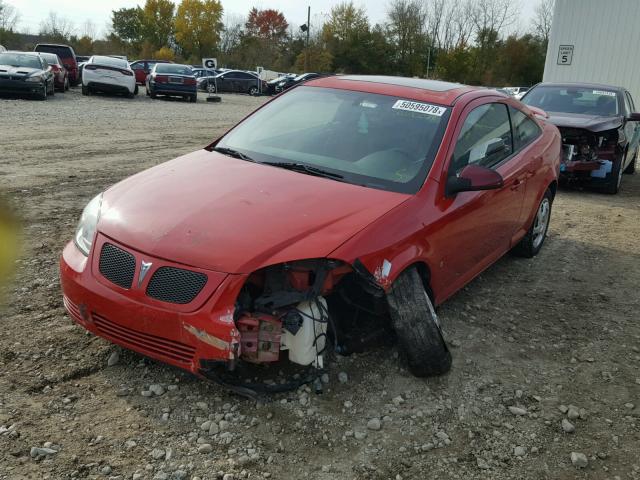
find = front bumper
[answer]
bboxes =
[60,236,246,375]
[0,78,43,95]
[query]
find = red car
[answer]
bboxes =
[60,76,560,390]
[130,59,173,85]
[34,44,78,86]
[39,52,69,91]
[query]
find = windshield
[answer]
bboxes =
[156,64,192,75]
[41,53,59,65]
[215,86,450,193]
[0,53,42,69]
[92,56,128,68]
[522,86,620,116]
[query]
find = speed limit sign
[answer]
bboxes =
[202,58,217,69]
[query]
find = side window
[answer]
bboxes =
[624,92,635,114]
[509,106,542,150]
[451,103,513,173]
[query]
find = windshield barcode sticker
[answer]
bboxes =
[593,90,616,97]
[392,100,447,116]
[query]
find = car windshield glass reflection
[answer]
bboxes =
[0,53,42,69]
[216,86,450,193]
[523,86,619,116]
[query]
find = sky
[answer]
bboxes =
[7,0,537,37]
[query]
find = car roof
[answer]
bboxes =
[533,81,624,92]
[307,75,478,106]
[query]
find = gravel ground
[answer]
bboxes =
[1,86,639,480]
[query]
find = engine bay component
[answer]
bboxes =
[281,298,328,367]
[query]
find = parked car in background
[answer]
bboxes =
[504,86,529,99]
[266,73,295,95]
[0,51,55,100]
[130,59,173,85]
[275,73,323,93]
[521,82,639,193]
[76,55,90,64]
[146,63,197,102]
[82,55,137,98]
[202,70,265,95]
[60,76,560,387]
[34,44,79,86]
[39,52,69,91]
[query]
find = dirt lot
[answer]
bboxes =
[1,87,639,480]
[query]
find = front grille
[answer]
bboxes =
[146,267,207,304]
[99,243,136,289]
[93,313,195,365]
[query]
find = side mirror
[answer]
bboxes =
[446,164,504,196]
[627,112,640,121]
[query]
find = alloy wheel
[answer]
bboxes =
[532,198,550,249]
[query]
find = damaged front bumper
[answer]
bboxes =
[60,237,244,375]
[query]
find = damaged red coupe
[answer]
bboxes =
[60,76,561,392]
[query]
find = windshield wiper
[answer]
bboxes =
[262,161,344,180]
[212,147,256,162]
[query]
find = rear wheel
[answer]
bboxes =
[189,94,197,103]
[81,84,90,96]
[513,188,553,257]
[248,86,259,96]
[134,85,139,95]
[64,76,69,91]
[386,267,451,377]
[206,83,216,93]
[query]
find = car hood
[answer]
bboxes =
[98,150,410,274]
[546,112,623,132]
[0,65,43,76]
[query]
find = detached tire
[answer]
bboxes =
[513,188,553,258]
[386,267,451,377]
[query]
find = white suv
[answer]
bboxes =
[82,55,137,98]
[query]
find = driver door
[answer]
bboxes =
[430,100,528,300]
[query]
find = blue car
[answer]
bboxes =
[146,63,197,102]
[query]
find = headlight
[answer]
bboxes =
[26,75,44,83]
[74,193,103,256]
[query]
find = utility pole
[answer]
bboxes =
[305,6,310,71]
[426,46,431,78]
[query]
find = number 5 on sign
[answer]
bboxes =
[557,45,574,65]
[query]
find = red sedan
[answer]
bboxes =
[60,76,560,390]
[40,52,68,91]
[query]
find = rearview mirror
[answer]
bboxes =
[627,112,640,121]
[446,164,504,196]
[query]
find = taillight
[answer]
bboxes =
[185,78,196,86]
[155,75,168,83]
[121,69,133,76]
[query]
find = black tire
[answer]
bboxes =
[189,94,197,103]
[624,149,637,174]
[134,85,139,95]
[248,86,259,96]
[64,76,69,91]
[603,157,623,194]
[386,267,451,377]
[150,91,157,99]
[206,83,216,94]
[49,81,54,97]
[513,188,553,258]
[81,84,90,96]
[36,83,47,101]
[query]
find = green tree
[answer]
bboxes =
[142,0,175,51]
[175,0,224,62]
[385,0,429,76]
[112,7,144,48]
[322,2,372,73]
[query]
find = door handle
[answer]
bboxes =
[510,179,523,190]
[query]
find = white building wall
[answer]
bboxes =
[543,0,640,104]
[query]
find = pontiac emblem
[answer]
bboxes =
[138,261,153,287]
